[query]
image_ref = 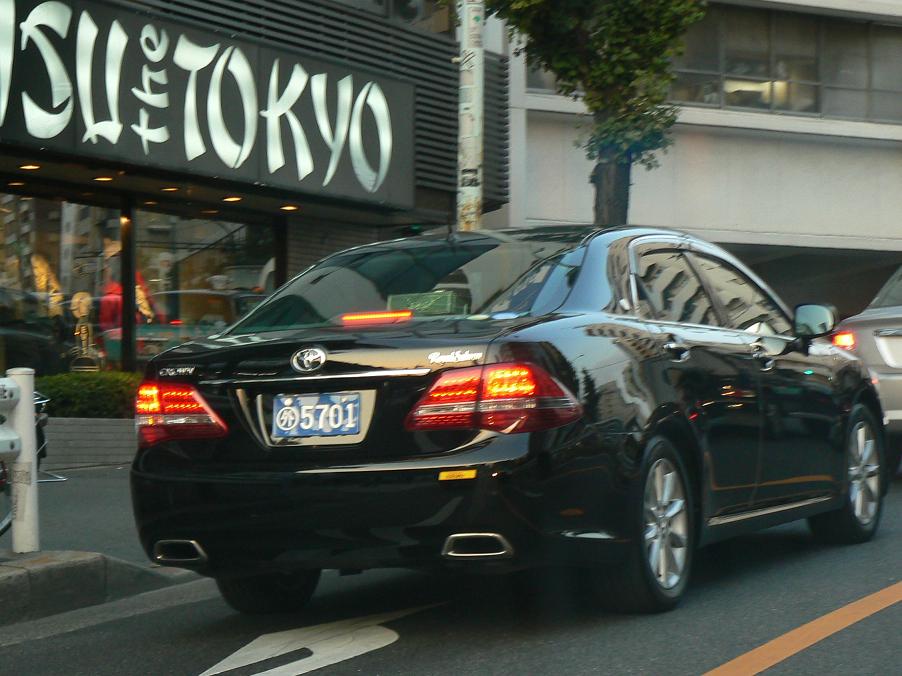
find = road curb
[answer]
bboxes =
[0,550,195,626]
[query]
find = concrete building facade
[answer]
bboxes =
[487,0,902,316]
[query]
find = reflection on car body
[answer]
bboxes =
[131,226,888,615]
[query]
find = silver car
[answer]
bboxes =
[836,268,902,475]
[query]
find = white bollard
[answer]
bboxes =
[8,368,38,553]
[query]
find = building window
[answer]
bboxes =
[673,5,902,124]
[527,65,560,93]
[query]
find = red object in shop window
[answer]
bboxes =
[98,271,163,334]
[99,281,122,333]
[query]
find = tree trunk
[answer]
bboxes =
[591,158,631,227]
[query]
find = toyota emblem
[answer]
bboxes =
[291,347,327,373]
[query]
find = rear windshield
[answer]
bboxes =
[227,235,585,335]
[870,265,902,308]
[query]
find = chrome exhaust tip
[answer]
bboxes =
[152,539,209,565]
[442,532,514,559]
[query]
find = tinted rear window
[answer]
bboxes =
[227,235,585,335]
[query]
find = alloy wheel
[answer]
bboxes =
[848,421,880,525]
[643,458,689,590]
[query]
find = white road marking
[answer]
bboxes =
[0,578,219,649]
[200,606,432,676]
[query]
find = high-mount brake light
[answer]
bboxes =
[136,381,227,447]
[832,331,856,350]
[405,363,582,434]
[341,310,412,325]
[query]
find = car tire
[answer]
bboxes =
[590,437,695,613]
[808,405,884,545]
[215,569,321,615]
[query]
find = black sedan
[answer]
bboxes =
[131,226,888,614]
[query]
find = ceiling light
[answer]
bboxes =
[93,176,114,182]
[280,204,299,212]
[143,200,158,206]
[7,181,25,187]
[161,186,179,192]
[18,164,40,170]
[222,196,242,203]
[201,209,219,215]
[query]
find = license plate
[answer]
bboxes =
[272,392,361,438]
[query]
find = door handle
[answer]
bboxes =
[663,341,691,363]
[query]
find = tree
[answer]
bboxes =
[486,0,706,225]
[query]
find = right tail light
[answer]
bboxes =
[405,363,582,434]
[832,331,856,350]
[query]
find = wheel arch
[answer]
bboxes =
[645,406,705,533]
[854,383,884,434]
[852,383,889,494]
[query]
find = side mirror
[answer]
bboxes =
[793,304,837,338]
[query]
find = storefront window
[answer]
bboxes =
[0,194,121,374]
[133,212,273,364]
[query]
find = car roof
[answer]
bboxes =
[376,224,691,248]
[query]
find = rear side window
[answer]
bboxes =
[228,236,585,335]
[690,254,791,335]
[637,250,720,325]
[870,265,902,308]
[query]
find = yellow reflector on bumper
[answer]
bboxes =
[439,469,477,481]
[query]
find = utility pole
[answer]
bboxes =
[456,0,484,231]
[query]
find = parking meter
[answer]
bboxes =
[1,369,38,552]
[0,378,22,462]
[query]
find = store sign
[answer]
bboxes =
[0,0,415,207]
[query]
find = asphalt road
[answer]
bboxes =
[1,468,899,675]
[26,465,146,564]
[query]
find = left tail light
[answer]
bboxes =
[135,381,228,447]
[405,363,582,434]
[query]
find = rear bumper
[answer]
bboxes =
[872,370,902,422]
[871,371,902,474]
[131,450,631,576]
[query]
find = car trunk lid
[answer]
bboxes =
[155,316,543,463]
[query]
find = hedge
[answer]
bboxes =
[35,372,143,419]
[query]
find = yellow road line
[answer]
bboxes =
[705,580,902,675]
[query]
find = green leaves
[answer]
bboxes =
[36,372,143,419]
[487,0,706,165]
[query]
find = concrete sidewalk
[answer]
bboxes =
[0,465,194,626]
[0,550,189,626]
